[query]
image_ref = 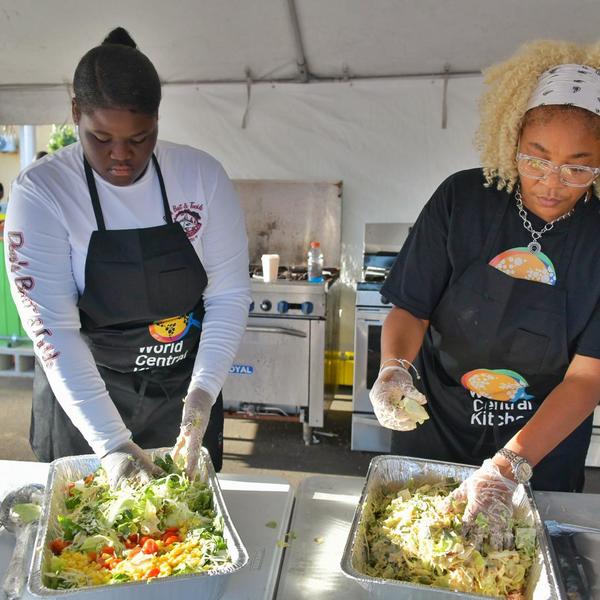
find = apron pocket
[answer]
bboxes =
[508,328,550,374]
[155,267,192,313]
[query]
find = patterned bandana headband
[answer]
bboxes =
[526,63,600,115]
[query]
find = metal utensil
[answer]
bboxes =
[0,484,44,600]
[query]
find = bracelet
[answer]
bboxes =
[379,358,421,380]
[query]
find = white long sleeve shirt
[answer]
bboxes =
[4,141,250,456]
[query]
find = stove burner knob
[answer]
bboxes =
[260,300,272,312]
[301,301,314,315]
[277,301,289,314]
[249,301,255,313]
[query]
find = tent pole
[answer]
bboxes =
[286,0,309,82]
[0,71,481,90]
[19,125,36,169]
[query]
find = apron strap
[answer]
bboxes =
[152,154,173,225]
[83,156,107,231]
[83,153,172,230]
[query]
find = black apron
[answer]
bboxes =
[391,191,593,492]
[30,154,224,471]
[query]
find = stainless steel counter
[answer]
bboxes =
[0,461,294,600]
[0,463,598,599]
[275,475,600,600]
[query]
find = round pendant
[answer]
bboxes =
[527,241,541,254]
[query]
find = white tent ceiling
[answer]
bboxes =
[2,0,599,348]
[1,0,599,89]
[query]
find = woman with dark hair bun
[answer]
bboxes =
[4,28,250,488]
[73,27,162,118]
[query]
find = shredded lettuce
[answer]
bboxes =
[11,503,41,524]
[362,481,535,599]
[401,397,429,425]
[45,456,230,589]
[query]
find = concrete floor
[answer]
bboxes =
[1,376,599,492]
[0,376,375,488]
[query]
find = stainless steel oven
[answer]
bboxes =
[222,279,326,444]
[351,222,413,452]
[351,292,393,452]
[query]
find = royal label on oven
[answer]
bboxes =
[229,363,255,375]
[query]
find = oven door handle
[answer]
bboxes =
[246,325,307,338]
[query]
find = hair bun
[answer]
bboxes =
[102,27,137,48]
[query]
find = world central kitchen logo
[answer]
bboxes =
[229,363,255,375]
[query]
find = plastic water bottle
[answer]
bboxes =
[307,241,324,283]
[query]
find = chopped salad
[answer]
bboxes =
[45,455,230,589]
[362,480,537,599]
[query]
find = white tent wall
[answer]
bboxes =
[0,76,483,351]
[2,0,598,351]
[158,76,482,349]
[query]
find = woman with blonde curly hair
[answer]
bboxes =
[370,40,600,547]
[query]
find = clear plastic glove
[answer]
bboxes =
[445,458,517,551]
[100,440,163,490]
[369,365,428,431]
[172,388,213,480]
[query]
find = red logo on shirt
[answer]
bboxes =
[172,202,203,240]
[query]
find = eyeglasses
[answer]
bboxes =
[516,152,600,188]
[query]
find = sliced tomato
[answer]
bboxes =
[163,535,180,546]
[142,539,158,554]
[128,546,142,559]
[139,536,153,546]
[107,557,122,570]
[84,474,94,485]
[143,567,160,579]
[101,545,115,556]
[128,533,139,544]
[49,539,70,555]
[87,551,97,562]
[161,528,179,541]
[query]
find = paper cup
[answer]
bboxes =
[261,254,280,282]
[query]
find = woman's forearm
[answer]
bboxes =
[380,307,429,366]
[504,356,600,467]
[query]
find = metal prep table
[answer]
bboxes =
[1,464,599,599]
[0,461,294,600]
[276,475,600,600]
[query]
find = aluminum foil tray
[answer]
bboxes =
[28,448,249,600]
[340,455,561,600]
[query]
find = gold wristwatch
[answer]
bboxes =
[495,448,533,484]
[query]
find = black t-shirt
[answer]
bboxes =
[382,168,600,361]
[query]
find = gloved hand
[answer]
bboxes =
[445,458,517,551]
[369,365,428,431]
[100,440,164,490]
[172,388,213,480]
